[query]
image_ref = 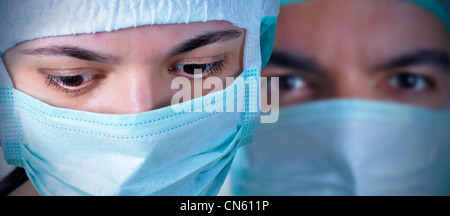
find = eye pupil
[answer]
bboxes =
[59,76,84,87]
[396,73,418,89]
[169,60,224,78]
[183,64,208,75]
[279,75,304,90]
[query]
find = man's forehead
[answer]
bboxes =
[274,0,449,60]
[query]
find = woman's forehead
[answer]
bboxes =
[13,21,237,47]
[0,0,278,54]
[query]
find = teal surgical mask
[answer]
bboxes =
[231,100,450,196]
[0,71,250,196]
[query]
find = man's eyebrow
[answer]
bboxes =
[267,50,323,72]
[169,29,243,56]
[20,46,116,64]
[375,49,450,73]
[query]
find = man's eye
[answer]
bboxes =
[389,73,434,91]
[169,60,225,78]
[276,74,306,91]
[264,73,314,107]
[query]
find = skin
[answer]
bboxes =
[264,0,450,109]
[1,20,246,195]
[3,20,245,114]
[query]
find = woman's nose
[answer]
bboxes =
[108,68,174,114]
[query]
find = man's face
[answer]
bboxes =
[2,21,246,114]
[264,0,450,109]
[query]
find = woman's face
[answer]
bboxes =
[2,21,245,114]
[264,0,450,109]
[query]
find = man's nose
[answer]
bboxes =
[328,70,375,100]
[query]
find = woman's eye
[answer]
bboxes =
[169,60,224,78]
[47,74,96,88]
[44,73,104,96]
[389,73,434,91]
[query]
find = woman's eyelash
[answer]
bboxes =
[44,75,86,96]
[203,60,225,79]
[170,60,225,79]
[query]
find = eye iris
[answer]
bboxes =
[183,64,209,75]
[397,73,419,89]
[280,75,303,90]
[59,76,84,87]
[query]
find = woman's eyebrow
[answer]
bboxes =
[374,49,450,73]
[169,29,243,56]
[20,46,117,64]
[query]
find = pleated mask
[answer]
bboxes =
[232,100,450,196]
